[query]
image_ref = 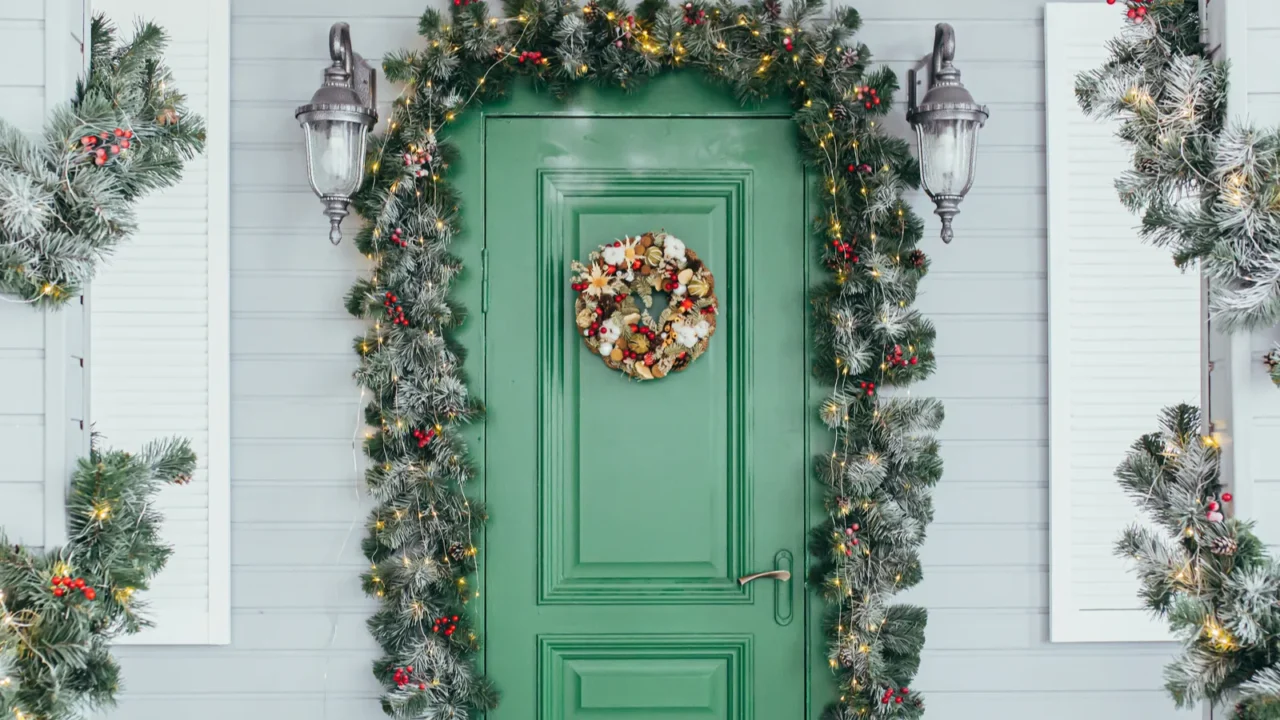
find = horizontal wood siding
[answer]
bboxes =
[1247,0,1280,548]
[98,0,1188,716]
[0,2,48,548]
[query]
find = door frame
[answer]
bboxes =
[446,72,833,718]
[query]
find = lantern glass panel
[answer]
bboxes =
[303,118,368,197]
[916,117,979,197]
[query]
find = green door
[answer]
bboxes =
[485,113,807,719]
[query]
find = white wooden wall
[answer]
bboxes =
[0,0,89,552]
[0,0,1204,717]
[1241,0,1280,550]
[95,0,1188,718]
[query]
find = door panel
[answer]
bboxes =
[486,117,806,719]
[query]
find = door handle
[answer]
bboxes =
[737,569,791,586]
[739,551,795,626]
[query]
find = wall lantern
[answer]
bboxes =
[296,22,378,244]
[907,23,989,244]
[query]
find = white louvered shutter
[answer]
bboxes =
[1045,3,1201,643]
[89,0,229,645]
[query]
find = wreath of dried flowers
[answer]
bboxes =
[570,231,718,380]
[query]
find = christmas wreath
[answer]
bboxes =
[570,231,718,381]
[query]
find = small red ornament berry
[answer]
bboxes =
[83,587,96,600]
[74,578,85,589]
[52,576,63,586]
[896,697,904,704]
[1209,501,1220,512]
[53,587,65,597]
[851,523,860,531]
[1223,493,1233,502]
[851,538,859,545]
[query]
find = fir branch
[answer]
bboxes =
[0,13,204,306]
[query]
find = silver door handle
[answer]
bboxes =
[737,570,791,586]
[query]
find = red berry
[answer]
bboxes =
[851,538,859,545]
[1223,493,1233,502]
[419,683,426,690]
[896,697,903,704]
[53,587,65,597]
[851,523,860,531]
[1209,501,1220,512]
[1127,8,1137,18]
[1107,0,1116,4]
[406,666,414,672]
[74,578,85,589]
[52,576,63,586]
[901,688,909,694]
[83,588,96,600]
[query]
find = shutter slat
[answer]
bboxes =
[1046,3,1199,643]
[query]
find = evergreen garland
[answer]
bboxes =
[1115,405,1280,719]
[1076,0,1280,332]
[0,15,204,306]
[0,438,196,720]
[348,0,941,717]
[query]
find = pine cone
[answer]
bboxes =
[910,249,926,269]
[447,543,468,562]
[1210,536,1238,556]
[763,0,781,18]
[837,646,856,668]
[840,47,860,68]
[831,103,851,123]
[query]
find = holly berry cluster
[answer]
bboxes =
[389,227,409,248]
[885,344,918,369]
[402,148,431,178]
[383,291,409,326]
[412,427,436,448]
[841,522,861,556]
[909,249,926,269]
[431,614,460,637]
[1106,0,1152,21]
[830,238,858,264]
[1205,492,1232,523]
[857,380,876,397]
[846,162,874,175]
[882,686,912,706]
[450,0,477,7]
[80,128,134,166]
[682,2,705,25]
[517,50,548,65]
[854,85,880,110]
[50,575,95,601]
[392,665,427,691]
[783,33,796,53]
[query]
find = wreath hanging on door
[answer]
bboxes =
[570,231,718,380]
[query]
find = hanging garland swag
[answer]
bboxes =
[571,231,718,380]
[349,0,942,718]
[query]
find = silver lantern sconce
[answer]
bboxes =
[907,23,989,244]
[296,22,378,244]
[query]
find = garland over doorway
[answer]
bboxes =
[346,0,943,716]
